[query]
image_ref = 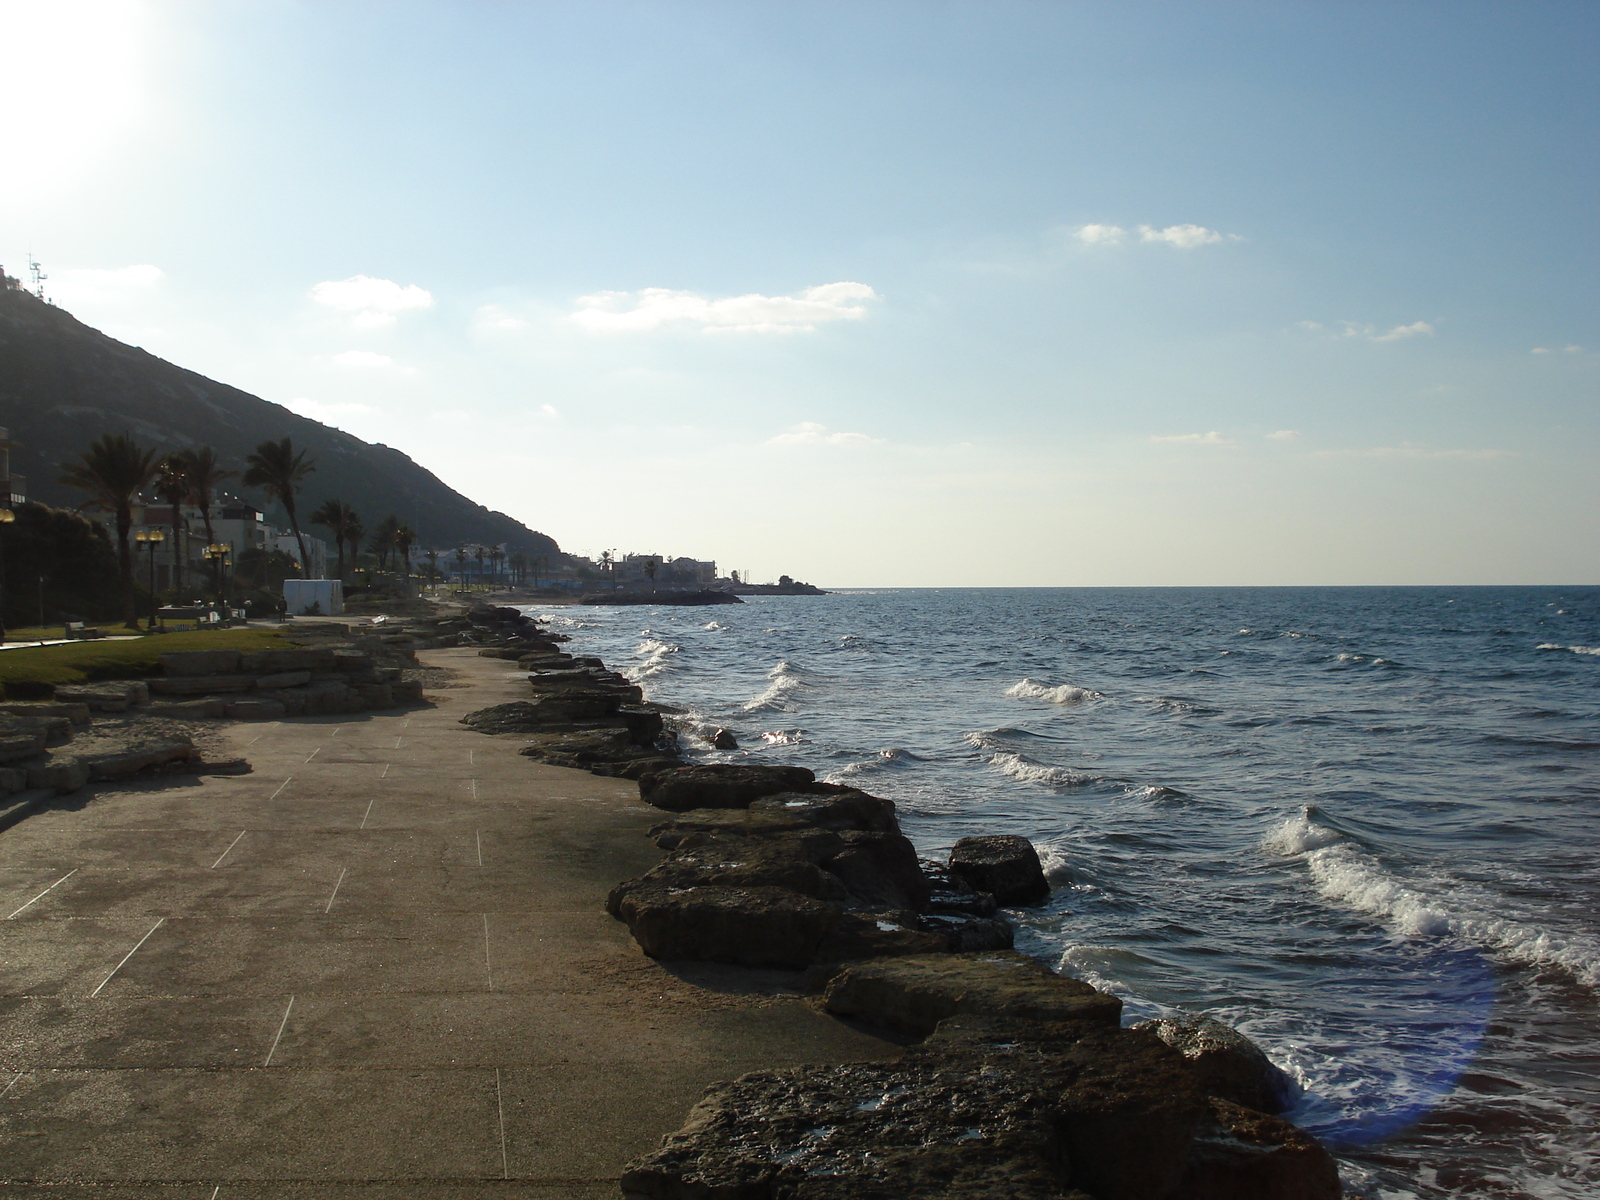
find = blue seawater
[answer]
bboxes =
[528,586,1600,1199]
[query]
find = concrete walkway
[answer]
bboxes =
[0,648,898,1197]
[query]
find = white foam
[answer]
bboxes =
[743,660,814,712]
[632,637,682,679]
[988,750,1100,788]
[1005,678,1102,706]
[1262,810,1346,855]
[1271,818,1600,987]
[1538,643,1600,656]
[761,729,805,745]
[703,621,728,630]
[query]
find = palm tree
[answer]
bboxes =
[474,544,486,589]
[642,558,658,592]
[369,515,400,572]
[242,438,316,574]
[395,526,417,581]
[310,499,360,581]
[177,446,235,602]
[425,548,439,592]
[488,547,505,588]
[598,549,616,592]
[509,552,528,587]
[58,433,161,627]
[453,546,467,587]
[153,454,190,599]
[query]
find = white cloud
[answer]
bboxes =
[538,404,560,419]
[1074,224,1126,245]
[1151,431,1233,446]
[310,275,433,328]
[473,304,531,333]
[1266,430,1301,441]
[1138,224,1230,248]
[1369,320,1434,342]
[765,421,881,448]
[284,397,378,424]
[1532,345,1583,354]
[567,282,878,334]
[329,350,395,368]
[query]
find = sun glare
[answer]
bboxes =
[0,0,151,195]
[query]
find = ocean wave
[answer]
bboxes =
[742,660,818,712]
[632,637,682,679]
[962,727,1060,753]
[827,748,923,781]
[1138,695,1219,716]
[703,621,728,630]
[1005,678,1102,706]
[760,729,806,745]
[988,750,1100,788]
[1538,643,1600,657]
[1269,813,1600,987]
[1330,652,1401,668]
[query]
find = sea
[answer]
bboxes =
[524,586,1600,1199]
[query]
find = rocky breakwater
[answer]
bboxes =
[454,613,1338,1199]
[612,764,1336,1198]
[144,644,424,721]
[0,706,217,814]
[459,605,685,780]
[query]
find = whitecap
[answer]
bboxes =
[1005,678,1102,706]
[1262,808,1346,855]
[703,621,728,630]
[631,637,682,679]
[1538,643,1600,656]
[743,660,816,712]
[987,750,1100,788]
[761,729,806,745]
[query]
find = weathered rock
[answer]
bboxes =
[617,706,666,745]
[332,651,373,671]
[25,758,90,794]
[639,763,816,812]
[950,835,1051,906]
[54,681,148,709]
[748,787,899,833]
[919,914,1016,953]
[814,911,949,962]
[238,648,338,673]
[614,884,840,969]
[225,699,288,720]
[356,682,396,709]
[147,698,227,719]
[921,859,1000,918]
[0,716,54,763]
[1179,1097,1340,1200]
[460,696,625,733]
[823,951,1121,1036]
[255,670,313,689]
[0,702,92,725]
[622,1019,1211,1200]
[391,678,424,703]
[0,766,26,793]
[159,648,242,676]
[609,835,851,914]
[823,830,931,911]
[147,675,255,696]
[82,740,195,779]
[1132,1015,1295,1115]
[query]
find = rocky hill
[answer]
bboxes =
[0,279,560,557]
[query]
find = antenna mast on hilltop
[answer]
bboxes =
[27,254,48,302]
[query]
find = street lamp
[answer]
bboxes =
[203,544,232,615]
[0,506,14,643]
[134,528,165,630]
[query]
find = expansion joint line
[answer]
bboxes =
[482,912,493,990]
[91,917,165,997]
[325,867,348,913]
[6,869,79,919]
[263,995,296,1066]
[495,1067,509,1178]
[210,831,247,869]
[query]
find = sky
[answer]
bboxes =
[2,0,1596,586]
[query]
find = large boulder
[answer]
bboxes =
[1132,1015,1295,1115]
[823,951,1121,1036]
[1179,1097,1340,1200]
[622,1019,1229,1200]
[949,835,1051,906]
[748,786,899,833]
[238,648,338,673]
[823,830,931,911]
[613,884,840,969]
[639,763,816,812]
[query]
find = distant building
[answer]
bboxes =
[0,427,24,506]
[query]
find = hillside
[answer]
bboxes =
[0,280,559,558]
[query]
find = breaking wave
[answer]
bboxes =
[987,750,1101,789]
[1538,643,1600,657]
[1005,678,1102,705]
[633,637,682,679]
[743,660,819,713]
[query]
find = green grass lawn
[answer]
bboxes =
[0,628,289,697]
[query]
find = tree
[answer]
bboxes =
[58,432,161,627]
[177,446,235,602]
[425,548,439,590]
[453,546,467,586]
[395,525,417,579]
[242,438,316,575]
[643,558,658,592]
[369,515,401,573]
[509,552,528,587]
[598,549,616,591]
[153,454,191,599]
[488,547,504,587]
[474,544,486,589]
[310,499,360,582]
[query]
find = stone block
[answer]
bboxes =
[255,670,313,689]
[356,683,396,709]
[238,648,337,673]
[614,884,840,969]
[225,699,288,721]
[26,758,91,794]
[639,763,817,812]
[0,766,26,793]
[0,702,93,725]
[148,698,228,719]
[950,834,1051,906]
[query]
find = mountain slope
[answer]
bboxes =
[0,280,559,557]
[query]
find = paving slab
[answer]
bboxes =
[0,646,902,1191]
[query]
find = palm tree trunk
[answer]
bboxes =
[170,511,184,598]
[286,500,309,579]
[115,502,137,627]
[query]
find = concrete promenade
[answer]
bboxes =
[0,648,897,1197]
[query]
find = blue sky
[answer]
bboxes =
[3,0,1595,585]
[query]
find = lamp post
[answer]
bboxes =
[204,544,232,618]
[0,506,14,643]
[134,528,165,630]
